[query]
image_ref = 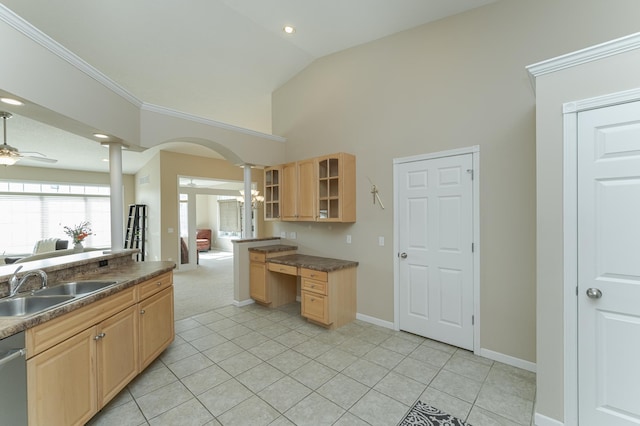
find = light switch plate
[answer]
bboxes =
[289,232,297,239]
[378,236,384,246]
[346,235,352,244]
[280,231,287,238]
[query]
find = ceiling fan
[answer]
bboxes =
[0,112,58,166]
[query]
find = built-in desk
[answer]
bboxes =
[248,245,358,330]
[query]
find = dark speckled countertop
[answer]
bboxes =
[249,244,358,272]
[0,259,175,340]
[249,244,298,253]
[268,254,358,272]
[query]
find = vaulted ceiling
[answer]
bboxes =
[0,0,495,173]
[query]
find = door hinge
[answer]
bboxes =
[467,169,474,180]
[472,315,475,325]
[576,286,578,296]
[471,242,474,252]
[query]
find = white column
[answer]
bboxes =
[106,143,124,250]
[243,164,253,238]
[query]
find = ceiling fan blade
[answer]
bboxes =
[22,155,58,163]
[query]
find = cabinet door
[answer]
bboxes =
[264,167,281,221]
[281,162,298,220]
[317,153,356,222]
[250,261,269,303]
[139,286,175,370]
[97,305,138,408]
[28,327,98,426]
[297,158,317,221]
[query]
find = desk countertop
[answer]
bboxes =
[268,254,358,272]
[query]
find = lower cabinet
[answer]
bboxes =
[300,267,356,330]
[139,286,174,370]
[26,272,174,426]
[27,326,98,426]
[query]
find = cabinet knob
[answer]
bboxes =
[140,309,146,315]
[157,281,162,286]
[94,332,106,340]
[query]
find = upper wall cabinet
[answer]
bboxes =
[281,158,316,221]
[264,166,281,221]
[267,152,356,223]
[317,153,356,222]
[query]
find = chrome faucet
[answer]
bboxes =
[8,266,48,297]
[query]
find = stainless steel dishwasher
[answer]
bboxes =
[0,331,27,426]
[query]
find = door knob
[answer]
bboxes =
[399,252,408,259]
[586,288,602,299]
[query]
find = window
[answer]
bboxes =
[0,181,111,253]
[218,197,241,238]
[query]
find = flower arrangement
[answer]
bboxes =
[63,221,92,244]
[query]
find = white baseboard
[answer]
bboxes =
[356,313,394,329]
[534,412,564,426]
[233,298,255,307]
[479,348,536,373]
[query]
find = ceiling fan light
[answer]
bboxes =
[94,133,110,139]
[0,155,18,166]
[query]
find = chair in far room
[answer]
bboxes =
[196,229,211,252]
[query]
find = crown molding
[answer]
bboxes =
[526,32,640,91]
[0,4,142,107]
[141,103,286,142]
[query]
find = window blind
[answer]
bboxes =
[218,199,241,233]
[0,194,111,253]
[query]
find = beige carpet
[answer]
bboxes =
[172,250,234,320]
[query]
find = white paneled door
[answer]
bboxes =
[578,101,640,425]
[397,154,474,350]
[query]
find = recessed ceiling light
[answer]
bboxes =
[0,98,23,106]
[94,133,109,139]
[283,25,295,34]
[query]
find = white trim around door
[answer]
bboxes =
[393,145,480,354]
[563,87,640,426]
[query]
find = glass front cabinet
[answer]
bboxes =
[263,166,281,221]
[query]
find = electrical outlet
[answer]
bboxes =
[167,228,174,233]
[280,231,287,238]
[346,235,352,244]
[289,232,297,239]
[378,236,385,246]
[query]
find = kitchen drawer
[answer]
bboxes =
[268,262,297,275]
[300,268,327,282]
[301,291,330,325]
[249,252,266,262]
[137,272,173,300]
[301,277,327,295]
[27,287,136,357]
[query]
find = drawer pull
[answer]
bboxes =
[310,298,315,302]
[157,281,162,286]
[140,309,146,315]
[94,332,106,340]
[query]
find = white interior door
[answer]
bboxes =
[578,100,640,425]
[397,154,474,350]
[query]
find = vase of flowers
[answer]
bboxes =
[63,221,92,252]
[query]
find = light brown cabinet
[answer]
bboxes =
[264,166,281,220]
[317,153,356,222]
[137,272,174,371]
[300,267,357,330]
[26,272,174,426]
[267,152,355,223]
[281,159,316,221]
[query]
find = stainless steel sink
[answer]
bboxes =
[0,295,75,317]
[33,280,117,297]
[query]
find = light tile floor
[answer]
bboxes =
[89,302,536,426]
